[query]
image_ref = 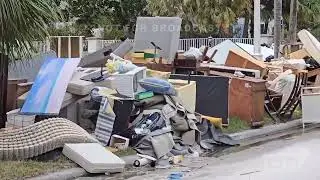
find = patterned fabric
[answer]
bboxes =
[94,97,116,146]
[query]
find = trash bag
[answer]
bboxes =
[304,56,320,70]
[197,119,239,150]
[265,55,274,62]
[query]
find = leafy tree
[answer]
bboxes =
[113,0,149,38]
[0,0,60,128]
[67,0,116,36]
[146,0,251,37]
[260,0,320,38]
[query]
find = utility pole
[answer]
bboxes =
[253,0,262,59]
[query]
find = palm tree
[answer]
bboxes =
[288,0,298,43]
[274,0,282,58]
[0,0,60,128]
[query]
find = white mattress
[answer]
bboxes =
[298,29,320,63]
[63,143,125,173]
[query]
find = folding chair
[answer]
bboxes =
[264,70,308,123]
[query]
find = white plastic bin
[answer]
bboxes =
[302,86,320,125]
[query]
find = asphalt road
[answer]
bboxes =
[182,130,320,180]
[124,130,320,180]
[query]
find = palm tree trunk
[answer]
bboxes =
[0,54,8,128]
[288,0,298,43]
[274,0,282,58]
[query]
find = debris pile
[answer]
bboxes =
[4,15,320,176]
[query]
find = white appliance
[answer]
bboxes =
[302,86,320,127]
[108,66,147,98]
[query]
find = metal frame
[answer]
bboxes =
[265,71,307,123]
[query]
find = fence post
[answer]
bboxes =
[68,36,71,58]
[79,37,83,58]
[57,37,61,58]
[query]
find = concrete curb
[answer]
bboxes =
[27,155,139,180]
[230,119,303,141]
[28,168,88,180]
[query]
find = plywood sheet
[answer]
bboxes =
[289,48,310,59]
[225,49,267,75]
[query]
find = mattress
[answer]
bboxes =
[298,29,320,63]
[62,143,125,173]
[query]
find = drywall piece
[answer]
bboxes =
[63,143,125,174]
[298,29,320,63]
[134,17,182,62]
[236,42,274,60]
[302,87,320,124]
[21,57,80,115]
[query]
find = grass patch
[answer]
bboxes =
[293,107,302,120]
[0,156,76,180]
[222,117,250,134]
[263,107,302,124]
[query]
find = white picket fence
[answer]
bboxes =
[98,38,254,52]
[35,37,254,57]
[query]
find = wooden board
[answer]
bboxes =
[225,49,267,76]
[289,48,310,59]
[7,79,27,111]
[201,63,261,78]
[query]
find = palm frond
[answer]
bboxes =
[0,0,61,60]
